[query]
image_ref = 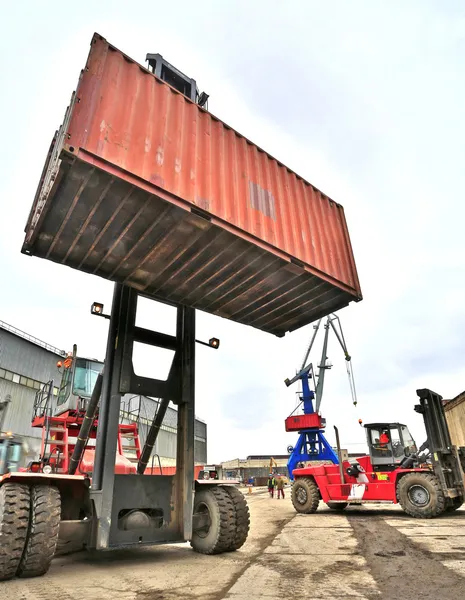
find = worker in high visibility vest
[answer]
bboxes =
[380,430,390,446]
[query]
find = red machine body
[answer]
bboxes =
[293,454,429,504]
[30,410,139,475]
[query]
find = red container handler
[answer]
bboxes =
[23,33,362,337]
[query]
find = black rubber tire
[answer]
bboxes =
[190,487,235,555]
[327,502,348,511]
[222,486,250,551]
[0,483,30,581]
[446,497,463,512]
[291,477,320,514]
[397,473,446,518]
[17,485,61,578]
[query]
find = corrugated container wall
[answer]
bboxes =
[445,393,465,447]
[23,33,362,337]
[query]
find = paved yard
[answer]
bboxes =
[3,490,465,599]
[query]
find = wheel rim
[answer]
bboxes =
[193,502,212,538]
[408,484,430,507]
[295,486,308,505]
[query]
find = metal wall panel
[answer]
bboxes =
[121,394,206,463]
[23,34,362,337]
[0,328,62,384]
[0,380,40,438]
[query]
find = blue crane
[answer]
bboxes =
[284,313,357,480]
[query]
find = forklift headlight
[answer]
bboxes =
[91,302,104,315]
[43,465,52,475]
[209,338,220,349]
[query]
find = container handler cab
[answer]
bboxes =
[291,389,465,518]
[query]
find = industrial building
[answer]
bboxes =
[221,450,350,483]
[0,320,207,466]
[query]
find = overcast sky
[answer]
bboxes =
[1,1,464,463]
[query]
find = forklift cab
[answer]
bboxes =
[365,423,417,471]
[0,436,24,475]
[55,346,104,416]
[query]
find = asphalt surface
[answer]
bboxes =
[3,489,465,599]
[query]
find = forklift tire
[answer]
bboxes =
[0,483,30,581]
[223,485,250,551]
[291,477,320,514]
[397,473,446,518]
[191,487,235,555]
[17,485,61,578]
[327,502,348,511]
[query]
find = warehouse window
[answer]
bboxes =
[12,374,20,384]
[0,369,5,378]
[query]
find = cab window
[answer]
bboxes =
[73,359,103,398]
[57,364,72,406]
[389,427,404,458]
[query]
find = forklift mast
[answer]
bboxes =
[415,388,465,499]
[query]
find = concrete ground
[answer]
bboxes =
[3,489,465,600]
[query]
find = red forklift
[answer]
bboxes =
[291,389,465,518]
[0,43,255,582]
[0,291,250,581]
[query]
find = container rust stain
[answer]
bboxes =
[22,33,362,337]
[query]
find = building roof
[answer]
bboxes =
[0,320,65,357]
[246,455,289,460]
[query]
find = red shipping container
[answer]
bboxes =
[23,34,361,337]
[285,414,324,432]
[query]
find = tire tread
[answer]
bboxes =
[0,483,30,581]
[18,484,61,578]
[291,477,320,514]
[397,472,445,518]
[191,486,235,555]
[223,486,250,551]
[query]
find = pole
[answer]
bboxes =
[315,318,330,413]
[334,426,345,483]
[301,319,322,370]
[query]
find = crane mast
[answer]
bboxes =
[284,313,357,479]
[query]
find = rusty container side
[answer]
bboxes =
[65,34,360,297]
[22,34,362,337]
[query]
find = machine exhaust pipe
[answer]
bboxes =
[137,398,170,475]
[334,425,345,484]
[68,371,103,475]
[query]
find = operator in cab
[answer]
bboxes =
[379,429,390,446]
